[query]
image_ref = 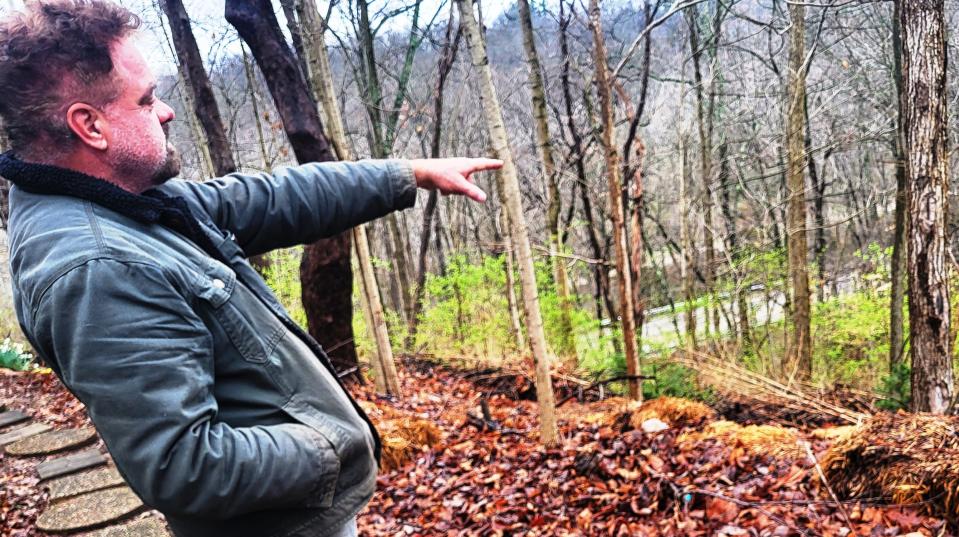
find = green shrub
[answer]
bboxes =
[876,361,911,411]
[0,337,34,371]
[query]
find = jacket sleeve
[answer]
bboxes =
[171,159,417,257]
[32,258,339,519]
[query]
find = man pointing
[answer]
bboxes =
[0,2,498,536]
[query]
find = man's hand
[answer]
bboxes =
[407,158,503,203]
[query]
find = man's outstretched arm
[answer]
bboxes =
[166,158,499,257]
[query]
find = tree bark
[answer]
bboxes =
[161,0,236,176]
[900,0,952,413]
[457,0,559,446]
[517,0,575,362]
[784,2,811,382]
[889,0,908,368]
[589,0,642,401]
[226,0,359,378]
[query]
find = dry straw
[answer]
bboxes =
[820,412,959,521]
[679,420,806,458]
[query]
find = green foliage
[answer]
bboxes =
[643,360,716,403]
[260,247,308,328]
[414,254,516,357]
[877,361,911,411]
[810,245,905,388]
[811,288,891,387]
[0,337,34,371]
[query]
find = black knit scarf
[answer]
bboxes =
[0,151,228,264]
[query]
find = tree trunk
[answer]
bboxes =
[559,1,614,325]
[457,0,559,446]
[589,0,642,401]
[679,127,697,350]
[804,93,827,302]
[901,0,952,414]
[889,0,908,368]
[354,225,400,394]
[686,6,719,338]
[784,2,811,382]
[290,0,401,393]
[161,0,236,176]
[225,0,359,378]
[518,0,575,363]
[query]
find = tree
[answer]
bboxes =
[408,8,461,346]
[225,0,359,379]
[784,1,811,381]
[589,0,642,400]
[888,0,907,368]
[283,0,401,395]
[517,0,576,362]
[900,0,952,413]
[456,0,559,446]
[161,0,236,176]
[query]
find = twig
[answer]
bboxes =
[555,374,657,407]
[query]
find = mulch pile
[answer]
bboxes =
[2,362,954,536]
[821,412,959,523]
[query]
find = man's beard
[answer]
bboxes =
[149,141,181,186]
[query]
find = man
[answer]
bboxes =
[0,2,497,536]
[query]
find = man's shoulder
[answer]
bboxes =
[7,186,169,306]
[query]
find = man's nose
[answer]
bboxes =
[156,99,176,124]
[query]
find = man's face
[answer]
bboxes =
[100,37,179,191]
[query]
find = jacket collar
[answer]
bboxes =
[0,151,227,262]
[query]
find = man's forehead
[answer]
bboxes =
[111,36,153,82]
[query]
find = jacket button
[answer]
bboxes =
[212,278,225,289]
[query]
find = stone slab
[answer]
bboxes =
[0,410,30,429]
[0,422,51,446]
[37,448,106,481]
[46,465,125,501]
[36,486,143,533]
[82,517,171,537]
[6,427,97,456]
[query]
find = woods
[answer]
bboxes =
[2,0,959,534]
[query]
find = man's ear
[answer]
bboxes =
[65,103,108,151]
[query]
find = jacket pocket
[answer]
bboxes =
[282,394,342,509]
[191,258,285,364]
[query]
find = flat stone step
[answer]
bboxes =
[6,427,97,456]
[36,486,144,533]
[37,448,106,481]
[46,465,125,501]
[82,516,171,537]
[0,422,52,446]
[0,409,30,429]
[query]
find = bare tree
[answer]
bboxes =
[225,0,359,378]
[161,0,236,176]
[589,0,642,400]
[517,0,576,362]
[784,1,811,381]
[900,0,952,413]
[457,0,559,446]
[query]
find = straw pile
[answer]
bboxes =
[628,396,717,429]
[358,401,443,473]
[679,420,805,458]
[561,397,633,426]
[820,412,959,521]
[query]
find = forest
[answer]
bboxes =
[1,0,959,535]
